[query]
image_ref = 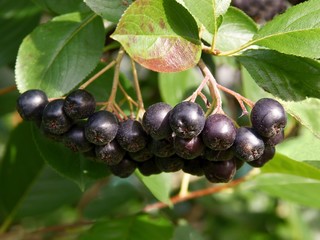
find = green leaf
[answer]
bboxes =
[135,171,172,205]
[237,49,320,101]
[250,0,320,58]
[215,7,258,52]
[280,98,320,139]
[158,68,203,106]
[84,0,133,23]
[0,0,41,66]
[111,0,201,72]
[32,0,90,14]
[0,67,19,115]
[32,125,109,190]
[0,123,44,227]
[173,225,205,240]
[79,215,174,240]
[16,166,81,218]
[15,12,105,98]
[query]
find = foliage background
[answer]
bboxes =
[0,0,320,239]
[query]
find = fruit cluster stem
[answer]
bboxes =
[131,59,145,120]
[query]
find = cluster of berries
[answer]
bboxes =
[16,89,287,183]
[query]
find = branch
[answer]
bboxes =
[0,85,17,96]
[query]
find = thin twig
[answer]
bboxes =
[79,60,116,89]
[143,177,246,212]
[185,76,210,103]
[0,85,17,96]
[179,173,191,197]
[130,59,145,120]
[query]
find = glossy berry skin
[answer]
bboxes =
[169,101,205,139]
[63,89,96,120]
[202,114,236,150]
[248,146,275,168]
[204,147,234,162]
[42,99,72,135]
[142,102,172,140]
[148,138,175,158]
[155,155,184,173]
[116,119,148,152]
[109,157,137,178]
[203,159,236,183]
[16,89,48,121]
[63,123,93,153]
[174,135,204,159]
[85,110,118,145]
[182,157,204,176]
[251,98,287,138]
[138,158,162,176]
[263,130,284,147]
[95,139,126,166]
[129,147,153,162]
[233,127,265,162]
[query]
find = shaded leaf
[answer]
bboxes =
[0,0,41,66]
[250,0,320,58]
[32,125,109,190]
[84,0,133,23]
[111,0,201,72]
[237,49,320,101]
[33,0,90,14]
[135,171,172,205]
[79,215,174,240]
[0,123,44,221]
[15,12,105,98]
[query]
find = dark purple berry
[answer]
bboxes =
[155,155,184,173]
[148,138,175,158]
[263,130,284,146]
[234,157,245,170]
[138,158,162,176]
[251,98,287,138]
[174,135,204,159]
[129,147,153,162]
[233,127,265,162]
[169,101,205,139]
[116,119,148,152]
[182,157,204,176]
[42,99,72,135]
[203,159,237,183]
[16,89,48,121]
[204,147,234,161]
[85,110,118,145]
[109,157,137,178]
[248,146,275,168]
[142,102,172,140]
[63,89,96,120]
[63,122,93,153]
[95,140,126,166]
[202,114,236,150]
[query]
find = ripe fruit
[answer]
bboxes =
[182,157,204,176]
[63,89,96,120]
[202,114,236,150]
[16,89,48,121]
[138,158,162,176]
[42,99,73,135]
[233,127,265,162]
[169,101,205,139]
[155,155,184,173]
[116,119,148,152]
[263,130,284,146]
[109,157,137,178]
[85,110,118,145]
[203,159,237,183]
[142,102,172,140]
[63,122,93,153]
[174,135,205,159]
[148,138,175,158]
[204,147,234,162]
[251,98,287,138]
[129,147,153,162]
[247,146,275,167]
[95,139,126,166]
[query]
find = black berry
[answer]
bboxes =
[155,155,184,173]
[169,101,205,139]
[16,89,48,121]
[95,139,126,166]
[203,159,237,183]
[63,89,96,120]
[182,157,204,176]
[202,114,236,150]
[263,130,284,146]
[85,110,118,145]
[251,98,287,138]
[174,135,204,159]
[233,127,265,162]
[42,99,72,135]
[138,158,162,176]
[204,147,234,161]
[247,146,275,168]
[109,157,137,178]
[63,122,93,153]
[116,119,148,152]
[142,102,172,140]
[129,147,153,162]
[148,138,175,158]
